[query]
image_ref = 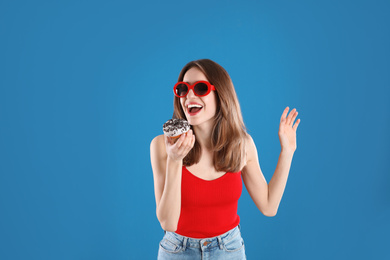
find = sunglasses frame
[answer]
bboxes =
[173,81,216,98]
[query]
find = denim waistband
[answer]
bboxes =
[163,224,241,250]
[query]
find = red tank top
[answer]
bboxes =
[175,166,242,238]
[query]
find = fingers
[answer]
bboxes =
[169,130,194,153]
[282,107,299,127]
[286,108,295,125]
[288,109,298,125]
[293,118,301,131]
[164,130,196,162]
[165,134,179,146]
[164,134,172,146]
[292,111,298,126]
[177,130,194,152]
[173,132,186,147]
[280,107,289,123]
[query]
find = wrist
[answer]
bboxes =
[281,148,295,156]
[167,156,183,165]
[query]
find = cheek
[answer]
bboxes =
[211,102,218,115]
[180,99,186,112]
[210,94,218,110]
[205,96,217,115]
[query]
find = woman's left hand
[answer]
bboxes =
[278,107,300,153]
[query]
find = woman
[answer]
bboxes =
[150,59,300,259]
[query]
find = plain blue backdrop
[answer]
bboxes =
[1,0,389,259]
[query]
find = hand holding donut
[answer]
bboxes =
[163,119,195,162]
[164,129,195,162]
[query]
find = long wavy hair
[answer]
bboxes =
[173,59,248,173]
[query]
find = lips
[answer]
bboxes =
[186,102,203,116]
[187,106,203,116]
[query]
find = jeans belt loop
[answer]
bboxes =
[217,236,223,250]
[182,237,188,251]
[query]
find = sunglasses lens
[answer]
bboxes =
[175,84,188,97]
[194,83,209,96]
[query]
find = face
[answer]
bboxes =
[180,67,218,127]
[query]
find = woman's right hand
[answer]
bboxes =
[164,130,195,162]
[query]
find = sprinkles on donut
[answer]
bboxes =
[163,118,190,139]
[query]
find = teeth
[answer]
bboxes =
[188,104,203,108]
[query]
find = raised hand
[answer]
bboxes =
[278,107,300,153]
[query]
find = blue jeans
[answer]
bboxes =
[157,224,246,259]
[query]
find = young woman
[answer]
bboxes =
[150,59,300,259]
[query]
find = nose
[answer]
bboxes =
[186,88,196,98]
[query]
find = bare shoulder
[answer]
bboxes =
[150,134,167,157]
[151,134,165,145]
[243,133,257,165]
[244,132,254,145]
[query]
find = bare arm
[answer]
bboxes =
[267,150,294,214]
[241,135,274,216]
[242,135,295,216]
[156,157,182,231]
[150,130,195,231]
[242,107,300,216]
[268,107,300,213]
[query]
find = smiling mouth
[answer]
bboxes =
[188,106,203,115]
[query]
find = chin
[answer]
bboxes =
[185,117,199,125]
[186,116,214,127]
[186,118,197,126]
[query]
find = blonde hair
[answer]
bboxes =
[173,59,247,173]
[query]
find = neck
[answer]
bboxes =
[192,121,214,151]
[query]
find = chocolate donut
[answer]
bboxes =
[163,118,190,139]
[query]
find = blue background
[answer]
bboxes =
[1,0,389,259]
